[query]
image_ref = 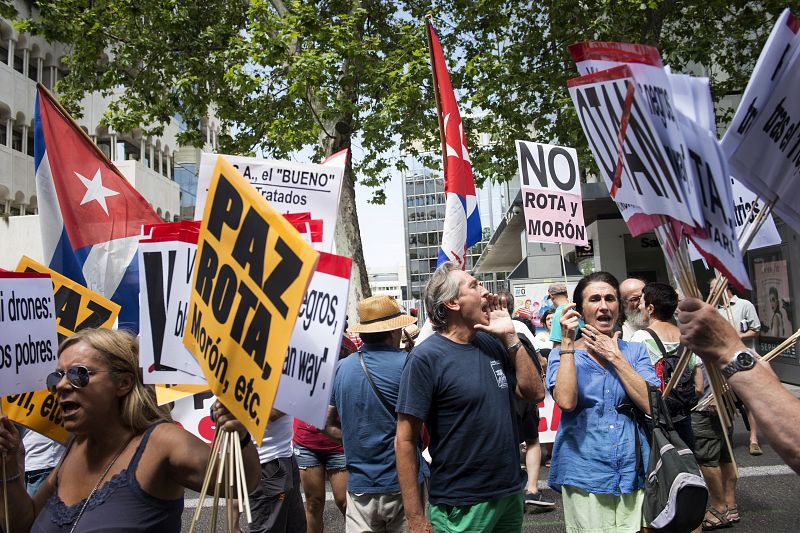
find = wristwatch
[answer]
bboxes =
[721,350,757,379]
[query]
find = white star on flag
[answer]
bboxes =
[75,168,119,215]
[444,113,471,164]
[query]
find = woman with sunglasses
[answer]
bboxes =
[546,272,659,533]
[0,328,261,532]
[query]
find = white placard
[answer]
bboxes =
[0,273,59,396]
[568,67,697,235]
[274,253,351,427]
[730,177,781,250]
[537,388,561,444]
[139,224,206,385]
[516,141,588,246]
[571,42,705,232]
[170,391,217,444]
[195,153,345,252]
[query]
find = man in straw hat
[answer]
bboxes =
[395,262,545,533]
[325,296,427,532]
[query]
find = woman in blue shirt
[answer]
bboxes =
[546,272,659,533]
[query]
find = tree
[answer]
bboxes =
[20,0,442,320]
[16,0,788,318]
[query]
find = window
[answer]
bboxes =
[27,129,34,156]
[13,50,23,73]
[0,124,6,147]
[12,128,22,152]
[28,58,37,81]
[0,44,8,65]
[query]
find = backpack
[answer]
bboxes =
[643,385,708,531]
[645,328,698,419]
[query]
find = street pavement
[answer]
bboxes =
[182,385,800,532]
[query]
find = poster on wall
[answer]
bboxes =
[752,253,797,361]
[511,281,579,333]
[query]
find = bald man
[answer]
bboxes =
[620,278,647,340]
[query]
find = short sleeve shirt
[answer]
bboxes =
[629,329,700,371]
[396,332,525,506]
[717,296,761,351]
[331,344,424,493]
[545,340,659,495]
[549,304,585,343]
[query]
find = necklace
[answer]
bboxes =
[68,434,136,533]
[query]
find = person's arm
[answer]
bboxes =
[553,304,579,411]
[678,297,800,473]
[740,329,758,341]
[395,414,432,533]
[0,417,40,531]
[323,405,342,443]
[477,293,543,402]
[163,401,261,493]
[693,366,704,398]
[583,324,651,414]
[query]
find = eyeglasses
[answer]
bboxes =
[46,366,109,392]
[626,295,642,305]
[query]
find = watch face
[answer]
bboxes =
[737,351,756,368]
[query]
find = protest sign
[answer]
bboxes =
[170,391,217,445]
[3,257,120,443]
[725,42,800,233]
[570,41,705,234]
[139,221,206,384]
[274,253,351,427]
[195,153,345,252]
[516,140,588,246]
[567,66,698,234]
[16,256,120,342]
[730,178,781,250]
[678,114,751,291]
[537,389,561,444]
[156,384,211,405]
[184,156,319,441]
[0,273,58,397]
[3,390,69,444]
[722,9,800,159]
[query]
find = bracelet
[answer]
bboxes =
[3,471,20,483]
[506,340,523,355]
[560,349,575,355]
[239,432,252,449]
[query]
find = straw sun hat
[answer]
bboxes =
[348,296,417,333]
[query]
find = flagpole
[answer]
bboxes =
[425,15,448,174]
[559,243,569,290]
[36,83,131,182]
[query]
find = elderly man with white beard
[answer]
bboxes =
[619,278,647,340]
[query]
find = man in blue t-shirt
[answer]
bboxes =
[326,295,425,532]
[396,262,545,533]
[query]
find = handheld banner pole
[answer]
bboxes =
[559,243,569,290]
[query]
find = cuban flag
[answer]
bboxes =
[34,86,162,332]
[427,21,482,269]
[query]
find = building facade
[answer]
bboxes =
[401,154,512,303]
[0,3,217,268]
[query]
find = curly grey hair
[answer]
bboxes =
[424,262,462,331]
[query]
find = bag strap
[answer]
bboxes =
[644,328,669,359]
[359,350,396,419]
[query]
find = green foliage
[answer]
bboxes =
[15,0,790,195]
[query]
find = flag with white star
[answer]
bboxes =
[34,86,162,332]
[427,21,482,269]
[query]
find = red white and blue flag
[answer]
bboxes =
[34,87,162,332]
[428,21,481,269]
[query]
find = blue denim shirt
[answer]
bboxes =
[546,339,659,496]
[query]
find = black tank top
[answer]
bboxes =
[31,424,184,532]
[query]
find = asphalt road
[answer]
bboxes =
[183,392,800,532]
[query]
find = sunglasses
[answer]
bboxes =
[46,366,109,392]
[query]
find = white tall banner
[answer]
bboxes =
[170,391,217,444]
[679,113,751,290]
[274,253,351,427]
[722,9,800,233]
[568,67,698,235]
[0,273,59,396]
[570,42,705,232]
[730,178,781,250]
[195,153,345,252]
[516,141,588,246]
[139,222,206,385]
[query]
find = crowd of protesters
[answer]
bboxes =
[2,263,800,533]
